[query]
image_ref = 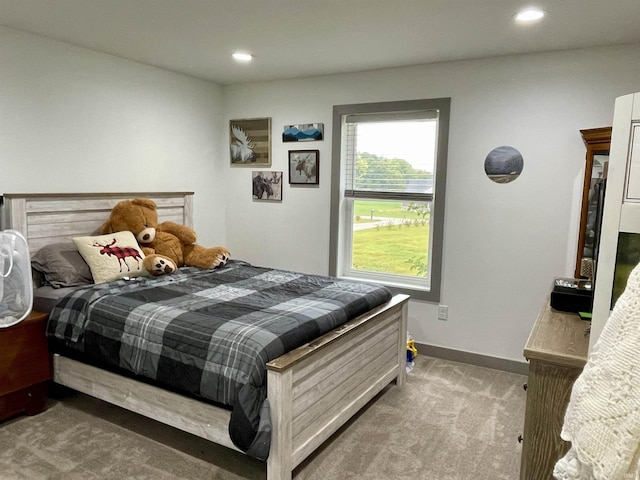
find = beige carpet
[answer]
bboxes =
[0,356,526,479]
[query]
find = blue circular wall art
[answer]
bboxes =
[484,146,524,184]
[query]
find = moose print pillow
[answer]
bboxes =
[73,231,148,284]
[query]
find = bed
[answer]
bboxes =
[1,191,409,480]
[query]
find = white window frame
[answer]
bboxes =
[329,98,450,302]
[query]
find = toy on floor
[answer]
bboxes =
[406,333,418,373]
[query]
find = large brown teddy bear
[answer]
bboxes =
[101,198,230,276]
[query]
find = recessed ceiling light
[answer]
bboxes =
[515,8,545,23]
[232,52,253,62]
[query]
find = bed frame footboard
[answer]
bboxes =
[266,294,409,480]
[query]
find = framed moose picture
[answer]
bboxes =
[230,118,271,166]
[288,150,319,185]
[252,171,282,201]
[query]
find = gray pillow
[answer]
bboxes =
[31,242,93,288]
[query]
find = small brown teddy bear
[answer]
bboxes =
[101,198,230,276]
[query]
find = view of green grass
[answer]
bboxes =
[354,201,420,221]
[352,223,429,276]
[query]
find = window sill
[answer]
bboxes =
[338,273,438,303]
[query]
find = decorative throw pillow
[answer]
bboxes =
[73,231,148,284]
[31,242,93,288]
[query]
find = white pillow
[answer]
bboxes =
[73,231,148,284]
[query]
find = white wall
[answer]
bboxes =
[0,27,227,246]
[223,44,640,363]
[3,25,640,364]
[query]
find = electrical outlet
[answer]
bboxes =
[437,305,448,321]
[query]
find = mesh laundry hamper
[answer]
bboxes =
[0,230,33,328]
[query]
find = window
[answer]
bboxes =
[329,98,450,302]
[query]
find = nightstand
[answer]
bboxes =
[0,310,51,421]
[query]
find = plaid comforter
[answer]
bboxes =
[46,260,392,460]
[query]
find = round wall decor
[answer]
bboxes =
[484,146,523,184]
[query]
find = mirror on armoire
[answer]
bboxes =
[575,126,612,280]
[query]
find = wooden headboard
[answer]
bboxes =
[1,192,194,256]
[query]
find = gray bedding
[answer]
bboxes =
[33,285,78,313]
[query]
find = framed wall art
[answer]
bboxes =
[252,171,282,201]
[289,150,319,185]
[484,145,524,184]
[230,118,271,166]
[282,123,324,142]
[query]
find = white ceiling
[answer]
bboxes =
[2,0,640,85]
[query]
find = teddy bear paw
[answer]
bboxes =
[212,253,229,269]
[145,255,177,276]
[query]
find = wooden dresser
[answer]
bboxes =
[0,310,51,421]
[520,299,590,480]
